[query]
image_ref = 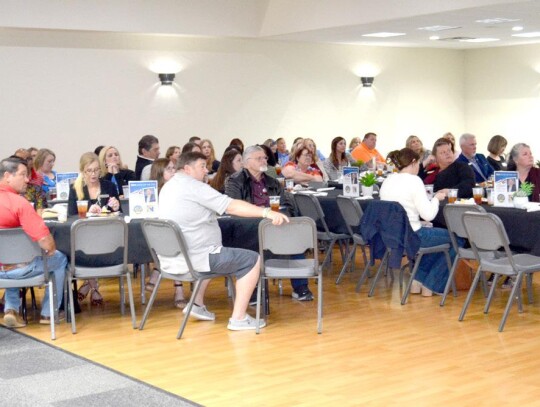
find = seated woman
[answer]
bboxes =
[229,137,244,154]
[323,136,356,181]
[303,138,329,181]
[11,150,48,215]
[347,137,361,154]
[201,139,220,174]
[406,135,434,167]
[68,152,122,306]
[165,145,181,166]
[507,143,540,202]
[34,148,57,194]
[420,137,475,198]
[181,141,201,154]
[282,143,323,184]
[381,148,455,296]
[486,135,508,171]
[210,148,243,193]
[98,146,136,196]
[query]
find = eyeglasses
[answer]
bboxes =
[249,156,268,162]
[85,168,100,175]
[300,153,313,158]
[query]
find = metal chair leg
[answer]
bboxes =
[139,275,162,330]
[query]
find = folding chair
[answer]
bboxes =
[440,204,487,306]
[140,218,236,339]
[257,217,322,333]
[460,212,540,331]
[68,217,136,334]
[335,196,370,285]
[294,193,349,272]
[0,228,58,340]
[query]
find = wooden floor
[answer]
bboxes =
[10,252,540,406]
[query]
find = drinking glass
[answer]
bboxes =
[285,179,294,192]
[472,187,483,205]
[76,200,88,218]
[269,196,280,212]
[425,184,434,200]
[448,189,458,204]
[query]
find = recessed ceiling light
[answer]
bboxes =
[418,25,460,32]
[362,32,406,38]
[459,38,500,43]
[429,36,440,41]
[512,26,524,31]
[512,31,540,38]
[475,18,520,24]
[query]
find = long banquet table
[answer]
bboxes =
[47,215,261,264]
[306,189,540,256]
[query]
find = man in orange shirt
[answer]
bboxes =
[351,132,385,164]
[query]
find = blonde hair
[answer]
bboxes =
[98,146,126,177]
[303,138,320,163]
[74,152,99,200]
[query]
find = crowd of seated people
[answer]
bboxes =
[4,129,540,329]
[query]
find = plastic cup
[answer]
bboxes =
[472,187,483,205]
[277,177,285,188]
[76,200,88,218]
[285,179,294,192]
[376,163,385,176]
[486,188,494,206]
[269,196,280,212]
[448,189,458,204]
[425,184,434,200]
[122,185,129,198]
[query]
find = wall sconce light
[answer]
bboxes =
[360,77,374,87]
[159,73,175,85]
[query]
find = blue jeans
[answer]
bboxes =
[1,250,67,317]
[414,227,457,294]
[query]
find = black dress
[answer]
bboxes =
[68,179,121,216]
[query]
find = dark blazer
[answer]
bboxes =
[102,169,136,194]
[68,179,121,216]
[135,156,153,180]
[225,169,293,215]
[487,155,506,171]
[456,153,494,183]
[360,201,420,269]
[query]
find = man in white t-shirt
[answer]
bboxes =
[159,151,289,331]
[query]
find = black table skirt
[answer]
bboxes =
[312,189,540,256]
[47,215,261,264]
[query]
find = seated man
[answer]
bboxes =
[351,132,385,164]
[456,133,494,183]
[159,151,289,331]
[225,145,314,301]
[0,157,67,328]
[135,134,160,180]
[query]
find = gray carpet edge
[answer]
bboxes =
[1,326,203,407]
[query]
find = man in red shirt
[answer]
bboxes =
[0,157,67,328]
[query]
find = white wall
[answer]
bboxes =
[464,43,540,157]
[0,29,465,171]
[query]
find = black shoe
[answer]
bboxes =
[501,277,513,289]
[487,274,495,286]
[292,286,314,301]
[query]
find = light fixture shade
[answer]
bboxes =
[159,73,175,85]
[361,77,374,87]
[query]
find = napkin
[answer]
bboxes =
[355,196,374,200]
[316,187,335,192]
[523,202,540,212]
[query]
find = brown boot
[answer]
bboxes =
[3,309,26,328]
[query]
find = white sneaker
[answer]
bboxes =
[227,315,266,331]
[182,304,215,321]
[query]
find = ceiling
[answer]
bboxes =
[1,0,540,49]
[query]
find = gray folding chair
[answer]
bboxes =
[0,228,58,340]
[440,204,487,306]
[139,219,236,339]
[257,217,322,334]
[335,196,370,285]
[460,212,540,332]
[68,217,136,334]
[294,193,349,272]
